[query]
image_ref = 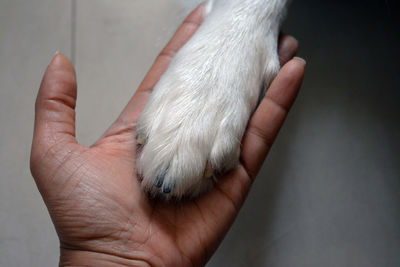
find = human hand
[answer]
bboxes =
[30,4,304,267]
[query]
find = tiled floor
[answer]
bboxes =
[73,0,193,146]
[0,1,399,266]
[0,1,71,266]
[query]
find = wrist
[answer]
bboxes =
[59,248,151,267]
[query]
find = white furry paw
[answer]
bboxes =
[136,1,281,199]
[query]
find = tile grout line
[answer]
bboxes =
[71,0,77,65]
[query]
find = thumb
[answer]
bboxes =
[31,53,79,170]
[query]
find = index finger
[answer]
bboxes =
[108,3,209,134]
[240,57,306,178]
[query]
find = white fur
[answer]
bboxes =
[137,0,289,199]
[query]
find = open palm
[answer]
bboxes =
[30,4,304,267]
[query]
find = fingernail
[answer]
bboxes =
[48,51,60,67]
[203,0,213,16]
[278,36,298,54]
[293,56,306,65]
[50,51,62,65]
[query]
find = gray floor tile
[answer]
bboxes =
[0,1,72,266]
[74,0,193,146]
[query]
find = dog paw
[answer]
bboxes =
[136,8,280,199]
[137,91,247,199]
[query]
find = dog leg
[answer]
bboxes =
[137,0,289,199]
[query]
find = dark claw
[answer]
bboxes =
[155,174,165,188]
[163,185,172,194]
[137,137,146,145]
